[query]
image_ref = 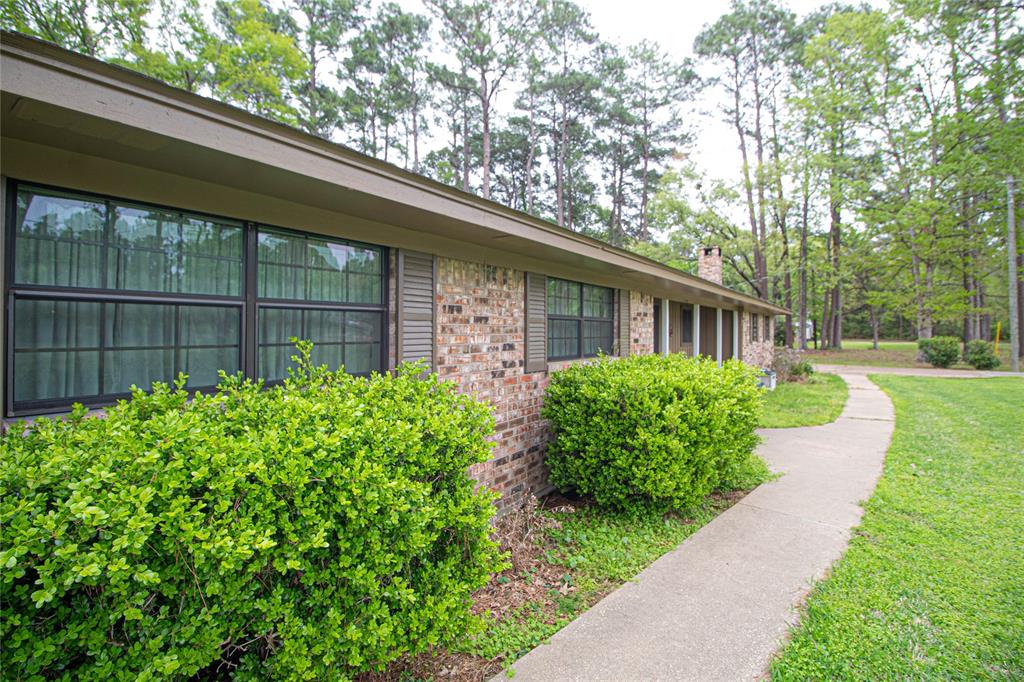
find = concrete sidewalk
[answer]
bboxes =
[813,363,1023,378]
[499,374,893,682]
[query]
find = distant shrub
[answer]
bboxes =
[963,339,1000,370]
[0,343,502,680]
[918,336,961,368]
[542,355,763,512]
[772,347,814,383]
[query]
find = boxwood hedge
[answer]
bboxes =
[0,343,502,680]
[917,336,961,368]
[542,355,764,512]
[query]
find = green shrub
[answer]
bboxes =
[963,339,1000,370]
[917,336,960,368]
[0,343,502,681]
[542,355,764,512]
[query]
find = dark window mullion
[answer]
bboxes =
[173,303,182,381]
[243,224,258,378]
[98,301,107,396]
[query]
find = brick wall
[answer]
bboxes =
[434,258,550,510]
[742,312,775,368]
[434,257,657,511]
[630,291,655,355]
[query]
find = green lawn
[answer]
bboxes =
[759,373,848,428]
[771,376,1024,680]
[805,338,1013,370]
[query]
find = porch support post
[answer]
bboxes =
[660,298,670,356]
[693,304,701,357]
[716,307,723,366]
[732,310,739,360]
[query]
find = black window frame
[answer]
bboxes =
[4,180,389,417]
[546,277,614,361]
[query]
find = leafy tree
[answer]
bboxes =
[423,0,543,200]
[204,0,309,124]
[288,0,363,138]
[1,0,150,57]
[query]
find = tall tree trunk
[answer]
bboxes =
[730,56,765,298]
[870,305,880,350]
[525,91,537,215]
[461,98,470,192]
[1009,175,1020,371]
[479,74,491,199]
[799,192,809,350]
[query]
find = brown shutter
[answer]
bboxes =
[397,250,435,370]
[524,272,547,373]
[617,289,631,357]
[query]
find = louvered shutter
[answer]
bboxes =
[524,272,547,373]
[617,289,631,357]
[397,250,435,370]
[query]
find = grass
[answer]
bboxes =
[759,373,848,428]
[805,338,1014,371]
[770,375,1024,680]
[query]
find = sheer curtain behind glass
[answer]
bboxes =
[257,229,383,380]
[11,188,243,409]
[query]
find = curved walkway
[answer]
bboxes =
[500,374,894,682]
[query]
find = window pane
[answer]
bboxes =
[180,216,243,296]
[103,303,240,393]
[345,311,382,374]
[178,306,242,387]
[583,320,613,356]
[258,229,383,304]
[582,285,613,319]
[13,299,101,403]
[548,318,580,359]
[14,190,105,288]
[682,307,693,343]
[257,308,383,381]
[258,232,305,300]
[548,279,581,317]
[14,189,243,296]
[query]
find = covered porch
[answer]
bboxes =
[653,298,742,364]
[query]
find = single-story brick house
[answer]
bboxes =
[0,33,785,508]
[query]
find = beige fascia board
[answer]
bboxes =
[0,32,788,317]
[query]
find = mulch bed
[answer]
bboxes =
[357,490,749,681]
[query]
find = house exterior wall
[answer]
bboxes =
[434,256,659,510]
[742,311,775,368]
[630,291,655,356]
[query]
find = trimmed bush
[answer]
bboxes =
[0,343,502,681]
[542,355,764,512]
[963,339,1001,370]
[918,336,960,368]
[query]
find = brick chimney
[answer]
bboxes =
[698,246,722,284]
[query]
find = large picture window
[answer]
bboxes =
[5,183,387,416]
[547,278,614,360]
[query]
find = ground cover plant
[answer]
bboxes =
[542,355,764,511]
[759,374,848,428]
[805,339,1013,371]
[361,487,766,681]
[0,344,502,681]
[771,376,1024,680]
